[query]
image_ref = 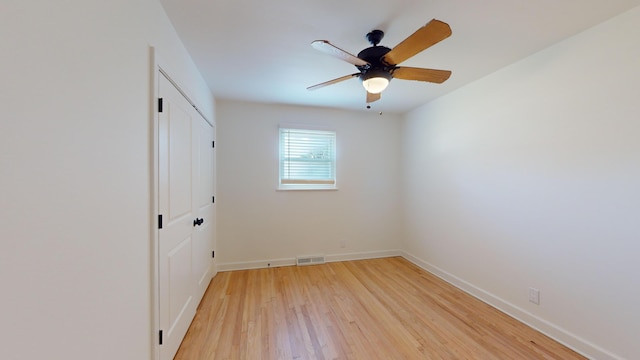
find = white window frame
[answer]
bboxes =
[278,125,337,191]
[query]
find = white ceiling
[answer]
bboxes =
[159,0,640,114]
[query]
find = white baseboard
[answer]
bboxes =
[325,249,401,263]
[216,257,296,272]
[216,249,402,272]
[400,251,622,360]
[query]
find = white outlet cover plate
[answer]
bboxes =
[528,287,540,305]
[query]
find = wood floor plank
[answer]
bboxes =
[174,257,586,360]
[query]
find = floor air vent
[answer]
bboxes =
[296,255,326,266]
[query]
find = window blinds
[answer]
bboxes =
[279,128,336,186]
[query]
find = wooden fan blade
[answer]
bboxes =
[366,91,381,103]
[307,73,360,91]
[381,19,451,66]
[392,67,451,83]
[311,40,370,67]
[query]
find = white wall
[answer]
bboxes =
[0,1,213,359]
[401,7,640,360]
[216,100,402,268]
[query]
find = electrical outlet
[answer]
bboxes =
[340,240,346,248]
[528,287,540,305]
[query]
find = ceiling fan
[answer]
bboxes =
[307,19,452,104]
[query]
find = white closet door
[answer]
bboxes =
[192,114,215,301]
[157,72,200,360]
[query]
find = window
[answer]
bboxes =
[279,127,336,190]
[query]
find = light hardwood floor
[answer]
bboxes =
[174,257,585,359]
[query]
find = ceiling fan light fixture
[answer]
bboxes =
[361,70,391,94]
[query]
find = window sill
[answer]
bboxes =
[277,186,338,191]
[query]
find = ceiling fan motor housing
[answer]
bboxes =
[357,45,393,81]
[357,45,391,65]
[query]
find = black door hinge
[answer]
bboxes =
[212,140,215,148]
[158,214,163,229]
[159,330,163,345]
[212,196,215,204]
[158,98,163,113]
[212,251,215,259]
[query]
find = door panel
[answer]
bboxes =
[192,116,214,300]
[168,236,193,330]
[168,103,193,221]
[158,73,199,360]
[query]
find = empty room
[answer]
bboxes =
[2,1,639,360]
